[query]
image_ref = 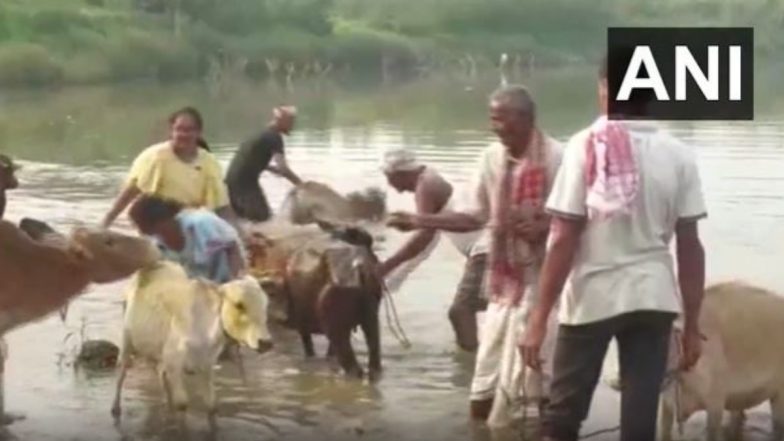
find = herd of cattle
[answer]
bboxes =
[1,182,784,440]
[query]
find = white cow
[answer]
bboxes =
[111,261,272,427]
[660,281,784,441]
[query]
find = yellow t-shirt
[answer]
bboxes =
[126,142,229,210]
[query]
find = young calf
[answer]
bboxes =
[111,261,273,427]
[246,221,383,380]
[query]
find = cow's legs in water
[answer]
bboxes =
[329,331,363,379]
[160,368,174,412]
[0,337,24,426]
[166,369,189,432]
[326,342,335,359]
[705,394,726,441]
[111,330,133,418]
[319,286,363,378]
[299,330,315,358]
[111,355,129,418]
[727,410,745,441]
[204,370,218,433]
[360,299,382,382]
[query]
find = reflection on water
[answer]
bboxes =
[2,71,784,440]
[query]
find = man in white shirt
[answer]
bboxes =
[388,85,562,426]
[378,148,488,352]
[520,57,707,441]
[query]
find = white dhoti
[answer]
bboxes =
[470,294,559,428]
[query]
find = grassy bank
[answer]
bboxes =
[0,0,782,88]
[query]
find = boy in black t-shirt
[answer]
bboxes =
[225,106,302,222]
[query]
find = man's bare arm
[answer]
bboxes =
[521,215,585,371]
[531,216,585,319]
[102,184,141,228]
[380,174,450,275]
[379,229,437,275]
[676,220,705,335]
[270,153,302,186]
[390,165,489,233]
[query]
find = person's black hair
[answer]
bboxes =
[196,138,210,151]
[600,47,655,117]
[169,106,210,151]
[489,84,537,123]
[128,195,183,232]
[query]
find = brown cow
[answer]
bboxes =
[0,218,160,423]
[1,219,160,334]
[245,220,383,381]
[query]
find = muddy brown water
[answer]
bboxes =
[2,70,784,440]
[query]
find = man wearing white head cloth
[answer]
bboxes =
[225,106,302,222]
[379,147,488,352]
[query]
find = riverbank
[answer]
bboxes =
[1,0,782,89]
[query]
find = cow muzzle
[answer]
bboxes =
[256,339,274,354]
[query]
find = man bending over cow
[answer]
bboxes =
[128,195,246,284]
[378,147,486,352]
[388,85,562,426]
[0,155,19,219]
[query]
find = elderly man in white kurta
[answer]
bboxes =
[388,84,562,427]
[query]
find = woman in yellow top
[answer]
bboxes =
[102,107,232,228]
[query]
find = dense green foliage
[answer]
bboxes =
[0,0,781,87]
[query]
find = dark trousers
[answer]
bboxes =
[541,311,676,441]
[228,183,271,222]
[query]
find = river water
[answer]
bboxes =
[2,68,784,441]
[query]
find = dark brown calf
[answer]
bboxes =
[254,225,383,380]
